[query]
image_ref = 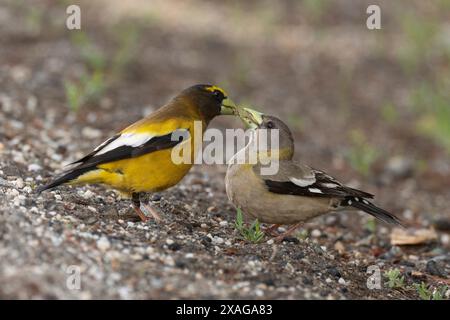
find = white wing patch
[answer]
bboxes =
[321,182,339,188]
[95,133,154,155]
[93,136,117,152]
[308,188,323,194]
[289,177,316,187]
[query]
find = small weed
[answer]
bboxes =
[235,208,264,243]
[412,82,450,154]
[381,102,398,124]
[397,13,438,73]
[296,229,309,240]
[347,130,379,177]
[303,0,330,22]
[64,70,105,112]
[384,269,405,289]
[110,23,141,79]
[364,217,377,235]
[65,25,140,112]
[414,282,448,300]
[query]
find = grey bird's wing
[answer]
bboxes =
[253,160,403,226]
[255,161,374,199]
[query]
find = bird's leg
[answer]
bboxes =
[263,224,281,237]
[143,201,162,222]
[273,222,303,243]
[131,192,149,222]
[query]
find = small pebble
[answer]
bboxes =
[82,190,95,199]
[28,163,42,172]
[219,220,228,227]
[97,236,111,251]
[212,237,224,245]
[311,229,321,238]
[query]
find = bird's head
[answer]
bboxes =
[177,84,237,122]
[240,108,294,160]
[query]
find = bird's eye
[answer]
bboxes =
[212,90,224,101]
[266,121,275,129]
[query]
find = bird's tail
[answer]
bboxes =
[36,166,93,194]
[342,197,404,227]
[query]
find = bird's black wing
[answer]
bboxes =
[261,165,402,226]
[37,129,189,193]
[74,130,189,170]
[264,168,374,199]
[69,134,121,165]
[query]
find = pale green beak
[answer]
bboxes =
[220,97,238,115]
[239,107,264,129]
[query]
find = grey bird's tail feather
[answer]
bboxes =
[342,197,404,227]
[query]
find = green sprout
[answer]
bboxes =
[381,102,399,124]
[414,282,448,300]
[235,208,264,243]
[65,25,141,112]
[347,130,379,177]
[364,217,377,235]
[413,83,450,155]
[64,70,105,112]
[384,269,405,289]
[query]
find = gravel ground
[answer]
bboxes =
[0,0,449,299]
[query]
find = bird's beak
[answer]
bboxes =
[240,107,264,129]
[220,97,238,115]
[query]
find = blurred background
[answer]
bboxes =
[0,0,449,299]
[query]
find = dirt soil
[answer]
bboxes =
[0,0,449,299]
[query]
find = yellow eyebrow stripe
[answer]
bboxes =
[205,85,227,97]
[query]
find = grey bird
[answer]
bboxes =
[226,108,403,241]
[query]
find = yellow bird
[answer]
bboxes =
[38,84,237,222]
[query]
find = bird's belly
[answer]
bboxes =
[99,148,192,193]
[226,164,333,225]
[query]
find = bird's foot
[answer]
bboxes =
[132,205,150,222]
[143,202,162,222]
[273,222,303,243]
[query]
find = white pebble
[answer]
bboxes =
[166,238,174,245]
[338,278,346,285]
[82,127,102,139]
[23,186,32,194]
[311,229,321,238]
[7,189,20,197]
[267,239,274,245]
[12,178,24,189]
[97,236,111,251]
[28,163,42,172]
[219,220,228,227]
[212,237,224,245]
[441,234,449,245]
[82,190,95,199]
